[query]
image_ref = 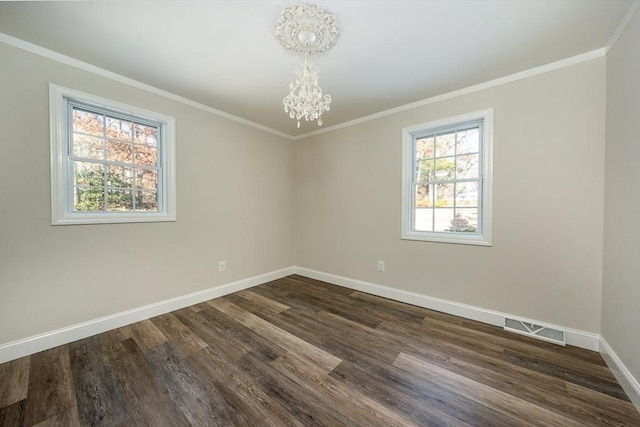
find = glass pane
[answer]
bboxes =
[136,168,158,190]
[453,208,478,233]
[456,154,479,179]
[415,184,433,208]
[73,134,104,160]
[106,116,133,141]
[435,132,456,157]
[134,145,158,166]
[415,137,434,160]
[74,162,104,186]
[457,128,479,155]
[415,159,434,182]
[455,182,478,207]
[435,183,454,207]
[107,165,134,188]
[134,124,158,146]
[135,190,158,211]
[414,207,433,232]
[73,108,104,136]
[74,186,105,211]
[106,140,133,163]
[107,189,133,211]
[434,157,455,181]
[434,208,455,232]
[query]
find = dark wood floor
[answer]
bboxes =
[1,275,638,426]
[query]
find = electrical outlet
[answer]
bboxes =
[377,260,385,272]
[218,261,226,272]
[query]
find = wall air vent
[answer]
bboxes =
[504,317,566,346]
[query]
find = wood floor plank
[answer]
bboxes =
[118,319,168,351]
[67,334,131,426]
[330,358,482,426]
[208,298,342,372]
[106,338,190,426]
[0,399,25,426]
[394,352,584,427]
[1,275,638,425]
[143,342,241,426]
[149,312,208,359]
[235,351,357,426]
[190,346,306,427]
[236,289,290,313]
[504,349,629,400]
[271,351,420,427]
[0,355,29,408]
[23,347,78,426]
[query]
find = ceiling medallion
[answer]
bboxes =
[275,3,339,128]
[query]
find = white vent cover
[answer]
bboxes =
[504,317,566,346]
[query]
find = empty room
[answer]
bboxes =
[0,1,639,425]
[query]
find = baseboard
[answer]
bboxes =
[0,266,295,364]
[600,337,640,411]
[1,265,604,365]
[293,266,601,352]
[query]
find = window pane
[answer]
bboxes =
[134,145,158,166]
[106,116,133,141]
[455,182,478,207]
[107,189,133,211]
[457,128,479,155]
[134,124,158,146]
[73,109,104,136]
[453,208,478,233]
[415,184,433,208]
[73,134,104,160]
[136,168,158,190]
[106,140,133,164]
[74,162,104,186]
[435,132,456,157]
[434,208,454,232]
[414,207,433,232]
[434,157,455,181]
[416,159,434,182]
[74,186,105,211]
[435,183,454,207]
[107,165,134,188]
[456,154,479,179]
[135,190,158,211]
[415,137,434,160]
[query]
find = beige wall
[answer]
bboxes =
[0,43,295,344]
[603,9,640,383]
[294,58,606,333]
[0,36,619,349]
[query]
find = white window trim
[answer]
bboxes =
[49,84,176,225]
[401,109,493,246]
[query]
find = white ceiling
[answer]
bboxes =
[0,1,635,137]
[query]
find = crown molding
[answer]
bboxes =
[0,33,294,140]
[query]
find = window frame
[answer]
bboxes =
[49,84,176,225]
[401,109,493,246]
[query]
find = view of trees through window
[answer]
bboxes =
[413,126,481,233]
[71,106,160,212]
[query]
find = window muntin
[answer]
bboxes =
[402,110,492,245]
[50,85,176,225]
[69,104,162,213]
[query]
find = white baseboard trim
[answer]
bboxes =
[293,266,601,352]
[0,267,295,364]
[1,266,606,366]
[599,337,640,411]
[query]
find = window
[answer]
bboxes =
[402,109,493,245]
[50,85,176,225]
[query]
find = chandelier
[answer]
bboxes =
[275,3,339,128]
